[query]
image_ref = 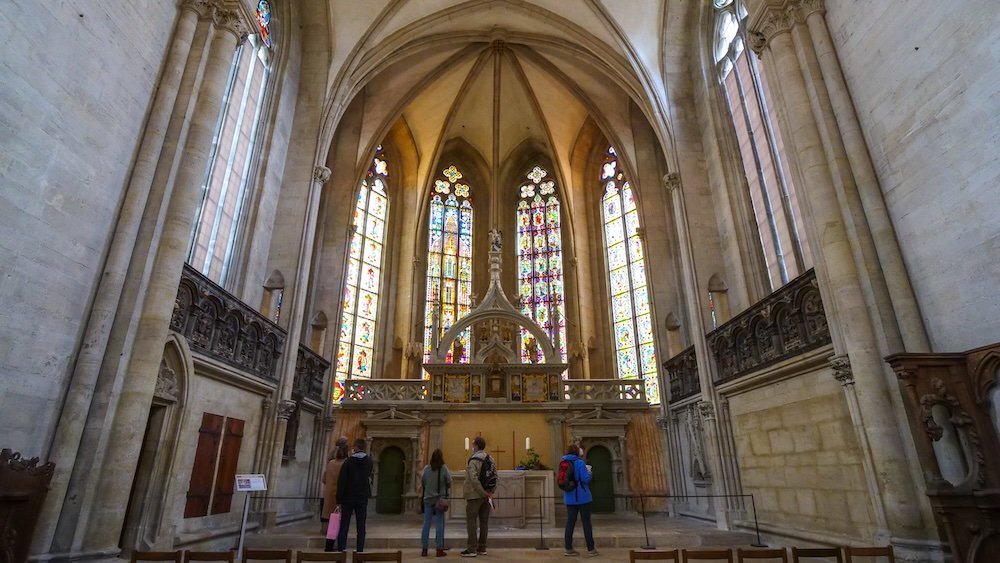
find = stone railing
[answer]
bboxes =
[664,346,700,403]
[564,379,645,402]
[293,344,330,403]
[706,268,830,384]
[345,379,427,402]
[171,264,286,382]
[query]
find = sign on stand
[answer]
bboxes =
[236,474,267,560]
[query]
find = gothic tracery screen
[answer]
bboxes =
[516,166,567,364]
[600,147,660,404]
[333,147,389,402]
[423,165,474,369]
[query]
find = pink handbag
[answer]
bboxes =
[326,507,341,539]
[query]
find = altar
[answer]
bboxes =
[449,470,555,527]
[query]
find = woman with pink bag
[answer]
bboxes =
[322,437,349,551]
[420,449,452,557]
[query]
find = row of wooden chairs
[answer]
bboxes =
[629,546,894,562]
[131,550,402,563]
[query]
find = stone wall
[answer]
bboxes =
[726,367,874,540]
[825,0,1000,353]
[0,1,175,456]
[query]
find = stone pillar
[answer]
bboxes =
[79,4,247,552]
[663,172,731,529]
[262,165,332,523]
[546,415,564,469]
[748,0,937,549]
[34,3,203,556]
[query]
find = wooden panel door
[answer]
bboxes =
[375,446,405,514]
[587,446,615,513]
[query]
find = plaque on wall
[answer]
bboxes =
[444,374,470,403]
[523,374,548,402]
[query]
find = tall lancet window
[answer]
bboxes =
[423,165,474,368]
[333,147,389,402]
[714,0,810,290]
[600,147,660,404]
[516,166,567,364]
[188,2,274,285]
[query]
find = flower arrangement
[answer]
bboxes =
[515,448,548,470]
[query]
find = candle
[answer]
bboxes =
[525,437,531,451]
[465,437,470,451]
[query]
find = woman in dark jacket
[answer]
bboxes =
[336,438,374,552]
[420,449,452,557]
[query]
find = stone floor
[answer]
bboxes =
[246,513,762,561]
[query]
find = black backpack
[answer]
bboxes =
[557,458,577,492]
[475,454,499,492]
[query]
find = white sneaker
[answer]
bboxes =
[564,550,579,556]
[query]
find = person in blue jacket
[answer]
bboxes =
[561,445,598,556]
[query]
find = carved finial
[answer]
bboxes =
[831,354,854,386]
[314,165,332,185]
[276,399,297,420]
[663,172,681,192]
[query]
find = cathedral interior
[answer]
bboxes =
[2,1,999,562]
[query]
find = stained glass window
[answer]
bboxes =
[188,12,273,285]
[424,166,474,370]
[715,0,810,290]
[600,147,660,404]
[516,166,567,365]
[333,147,390,402]
[256,1,272,48]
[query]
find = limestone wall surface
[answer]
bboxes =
[824,0,1000,352]
[0,1,175,455]
[727,368,874,541]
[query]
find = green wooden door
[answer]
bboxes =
[376,446,405,514]
[586,446,615,513]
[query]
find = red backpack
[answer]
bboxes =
[557,459,577,492]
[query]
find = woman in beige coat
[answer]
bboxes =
[322,438,350,530]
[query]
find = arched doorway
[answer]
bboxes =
[587,445,615,513]
[376,446,405,514]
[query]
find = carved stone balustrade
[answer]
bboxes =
[664,345,700,403]
[564,379,645,403]
[293,344,330,404]
[707,268,830,384]
[886,344,1000,563]
[171,264,286,382]
[346,379,428,402]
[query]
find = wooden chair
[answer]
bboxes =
[130,551,183,563]
[185,552,235,563]
[682,548,734,562]
[738,548,788,562]
[351,552,402,563]
[294,553,347,563]
[295,551,347,563]
[845,546,894,562]
[243,550,292,563]
[791,547,844,563]
[629,549,680,562]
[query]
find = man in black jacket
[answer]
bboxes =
[336,438,374,552]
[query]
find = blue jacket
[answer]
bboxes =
[561,454,593,506]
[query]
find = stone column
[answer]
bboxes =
[663,172,732,529]
[546,415,564,469]
[262,165,332,523]
[79,4,247,552]
[34,3,203,556]
[749,0,936,548]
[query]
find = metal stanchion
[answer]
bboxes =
[748,494,766,547]
[639,494,655,550]
[535,494,549,550]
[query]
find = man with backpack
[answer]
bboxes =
[461,436,497,557]
[558,445,598,556]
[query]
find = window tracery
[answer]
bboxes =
[600,147,660,404]
[516,166,567,364]
[333,147,390,402]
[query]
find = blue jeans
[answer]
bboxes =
[337,501,368,552]
[564,503,594,551]
[421,499,446,549]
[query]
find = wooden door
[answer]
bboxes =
[375,446,405,514]
[586,446,615,513]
